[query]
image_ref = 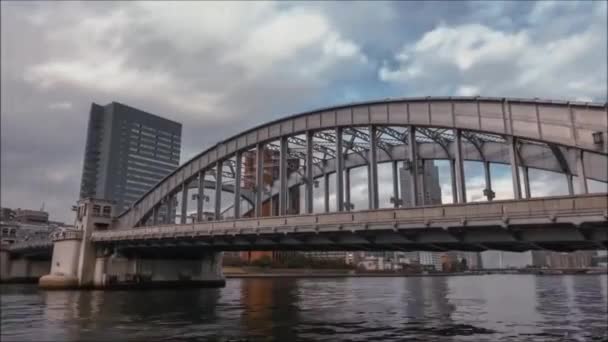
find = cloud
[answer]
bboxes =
[379,1,607,101]
[1,1,606,224]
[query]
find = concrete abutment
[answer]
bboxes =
[38,198,225,290]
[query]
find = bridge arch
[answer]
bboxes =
[115,97,607,229]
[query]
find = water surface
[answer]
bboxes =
[1,274,607,341]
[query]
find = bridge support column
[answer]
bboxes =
[508,136,522,200]
[197,170,205,222]
[392,160,399,208]
[369,125,379,209]
[305,132,314,214]
[215,160,223,220]
[576,150,588,194]
[566,174,575,196]
[181,182,188,224]
[450,160,458,204]
[324,173,330,213]
[255,143,265,217]
[279,136,288,216]
[335,127,344,211]
[169,194,178,224]
[152,205,159,225]
[454,129,467,203]
[420,159,427,205]
[234,152,242,218]
[345,168,352,211]
[522,167,531,199]
[406,126,419,207]
[484,161,494,201]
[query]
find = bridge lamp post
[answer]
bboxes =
[483,188,496,201]
[389,197,402,206]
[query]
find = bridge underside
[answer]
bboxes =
[98,224,607,257]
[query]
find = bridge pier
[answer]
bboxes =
[91,251,225,288]
[0,247,51,284]
[39,198,225,290]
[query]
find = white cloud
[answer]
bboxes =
[379,4,607,101]
[21,2,367,124]
[457,85,480,96]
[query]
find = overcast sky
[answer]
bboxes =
[1,1,606,223]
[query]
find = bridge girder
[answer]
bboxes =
[116,97,607,229]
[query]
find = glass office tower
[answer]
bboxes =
[79,102,182,213]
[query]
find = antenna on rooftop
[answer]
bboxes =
[41,202,45,212]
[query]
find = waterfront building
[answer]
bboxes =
[79,102,182,214]
[532,250,597,268]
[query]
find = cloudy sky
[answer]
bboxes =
[1,1,606,223]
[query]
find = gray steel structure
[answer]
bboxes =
[113,96,607,230]
[5,97,608,257]
[79,102,182,213]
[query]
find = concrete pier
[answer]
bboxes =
[37,198,225,290]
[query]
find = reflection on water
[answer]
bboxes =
[1,275,606,341]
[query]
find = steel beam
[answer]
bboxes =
[450,160,457,204]
[576,150,588,194]
[255,143,264,217]
[369,125,379,209]
[522,166,531,199]
[166,195,175,224]
[407,126,419,207]
[279,136,288,216]
[234,152,242,219]
[484,161,493,201]
[215,160,223,220]
[336,127,345,211]
[152,205,158,225]
[420,159,428,205]
[197,170,205,222]
[305,132,314,214]
[509,136,522,200]
[454,129,467,203]
[392,160,399,208]
[345,167,351,211]
[566,174,575,196]
[324,173,330,213]
[180,181,188,224]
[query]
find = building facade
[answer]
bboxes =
[79,102,182,213]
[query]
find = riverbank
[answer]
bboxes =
[223,266,607,278]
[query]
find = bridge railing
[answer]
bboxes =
[50,230,83,241]
[8,239,53,251]
[92,194,607,241]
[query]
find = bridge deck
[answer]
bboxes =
[91,194,607,253]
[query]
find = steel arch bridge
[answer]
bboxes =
[90,96,608,252]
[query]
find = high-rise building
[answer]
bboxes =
[79,102,182,213]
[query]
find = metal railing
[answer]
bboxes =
[92,194,608,242]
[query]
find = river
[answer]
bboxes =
[1,274,607,341]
